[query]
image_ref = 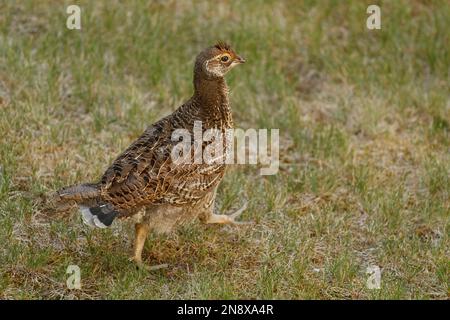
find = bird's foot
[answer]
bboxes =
[129,257,168,271]
[206,201,253,225]
[228,201,252,225]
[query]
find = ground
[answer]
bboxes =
[0,0,448,299]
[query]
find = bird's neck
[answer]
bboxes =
[192,73,233,128]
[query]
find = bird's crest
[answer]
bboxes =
[214,41,231,51]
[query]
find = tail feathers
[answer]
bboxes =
[79,203,118,228]
[57,183,100,201]
[46,183,118,228]
[46,183,100,212]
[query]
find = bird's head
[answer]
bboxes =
[195,41,245,79]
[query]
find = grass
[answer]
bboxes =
[0,0,448,299]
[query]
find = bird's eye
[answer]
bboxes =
[221,55,229,62]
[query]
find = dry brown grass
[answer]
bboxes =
[0,0,448,299]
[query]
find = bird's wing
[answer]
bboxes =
[99,119,173,208]
[101,121,169,188]
[99,115,226,213]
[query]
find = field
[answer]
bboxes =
[0,0,448,299]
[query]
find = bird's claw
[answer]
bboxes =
[228,201,253,225]
[129,257,168,271]
[138,263,169,271]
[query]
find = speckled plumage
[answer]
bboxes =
[50,43,247,268]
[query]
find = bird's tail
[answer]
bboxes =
[46,183,118,228]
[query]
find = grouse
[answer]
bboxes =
[49,42,247,269]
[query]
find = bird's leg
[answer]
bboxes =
[205,201,252,225]
[131,222,149,265]
[130,222,168,271]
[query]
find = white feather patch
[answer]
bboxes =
[92,215,107,229]
[79,206,97,228]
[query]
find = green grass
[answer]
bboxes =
[0,0,448,299]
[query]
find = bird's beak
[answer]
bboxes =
[235,55,246,64]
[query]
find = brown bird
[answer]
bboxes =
[49,42,248,270]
